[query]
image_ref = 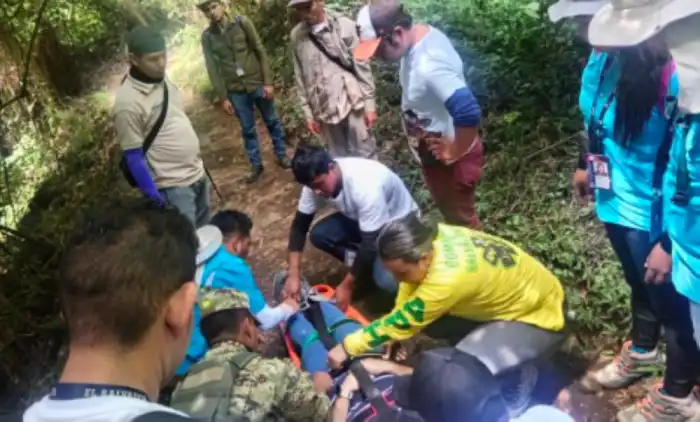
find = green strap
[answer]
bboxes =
[300,318,358,353]
[327,318,358,335]
[230,350,256,369]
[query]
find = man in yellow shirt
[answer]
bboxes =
[328,212,567,417]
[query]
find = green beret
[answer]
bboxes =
[126,26,166,55]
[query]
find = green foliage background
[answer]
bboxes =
[0,0,629,410]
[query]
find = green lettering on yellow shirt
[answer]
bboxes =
[404,297,425,323]
[365,320,390,348]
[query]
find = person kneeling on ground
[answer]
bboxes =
[23,199,198,422]
[283,146,419,310]
[328,212,568,417]
[176,210,300,377]
[170,288,391,421]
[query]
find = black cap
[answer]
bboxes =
[393,348,508,422]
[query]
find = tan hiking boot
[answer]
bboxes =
[617,386,700,422]
[582,341,664,391]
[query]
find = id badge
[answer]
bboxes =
[344,249,356,267]
[586,153,612,190]
[235,65,245,77]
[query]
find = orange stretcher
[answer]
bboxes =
[282,284,371,369]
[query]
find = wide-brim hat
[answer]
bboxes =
[588,0,700,47]
[664,14,700,113]
[547,0,610,23]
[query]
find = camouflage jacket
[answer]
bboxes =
[204,341,332,422]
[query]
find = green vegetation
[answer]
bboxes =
[0,0,629,410]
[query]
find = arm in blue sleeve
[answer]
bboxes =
[254,303,296,330]
[124,148,165,205]
[444,87,481,128]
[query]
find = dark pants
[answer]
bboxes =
[422,138,483,229]
[604,222,700,397]
[228,87,286,168]
[159,176,210,228]
[426,316,566,376]
[309,213,397,293]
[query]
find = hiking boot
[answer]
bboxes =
[582,341,665,391]
[245,166,264,184]
[277,156,292,169]
[501,364,539,418]
[617,386,700,422]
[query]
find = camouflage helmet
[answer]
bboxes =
[199,288,250,320]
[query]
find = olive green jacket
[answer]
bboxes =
[201,14,272,100]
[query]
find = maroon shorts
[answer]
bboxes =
[422,138,484,229]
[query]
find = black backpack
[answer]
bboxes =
[168,351,256,422]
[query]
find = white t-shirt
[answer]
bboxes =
[297,157,418,232]
[399,25,467,141]
[23,396,187,422]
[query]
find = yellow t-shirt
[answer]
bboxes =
[343,224,566,356]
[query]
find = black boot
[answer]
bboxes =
[245,165,264,184]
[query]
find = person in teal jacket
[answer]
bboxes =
[176,210,299,376]
[570,34,700,422]
[579,2,700,420]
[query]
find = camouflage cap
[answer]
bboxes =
[199,288,250,319]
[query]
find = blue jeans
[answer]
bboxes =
[309,213,397,293]
[604,223,700,397]
[287,302,364,374]
[228,87,286,168]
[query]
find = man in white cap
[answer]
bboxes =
[354,0,484,229]
[587,2,700,422]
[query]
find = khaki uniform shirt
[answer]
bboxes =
[201,14,272,101]
[112,75,204,189]
[291,12,376,125]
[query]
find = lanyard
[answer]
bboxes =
[588,56,616,154]
[49,383,151,402]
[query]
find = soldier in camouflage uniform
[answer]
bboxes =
[171,288,361,421]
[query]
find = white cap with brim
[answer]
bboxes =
[664,14,700,113]
[194,225,223,287]
[588,0,700,47]
[547,0,609,23]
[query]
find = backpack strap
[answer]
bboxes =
[652,61,679,192]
